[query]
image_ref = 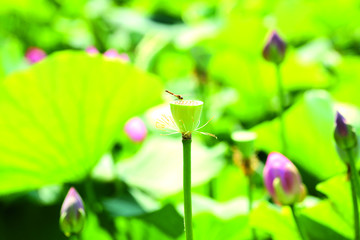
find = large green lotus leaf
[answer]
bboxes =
[274,0,360,41]
[212,164,266,202]
[82,211,112,240]
[301,199,352,240]
[332,56,360,108]
[0,51,163,195]
[0,0,53,20]
[251,199,352,240]
[316,175,354,225]
[176,194,251,240]
[189,194,248,220]
[115,217,173,240]
[189,212,249,240]
[274,0,326,39]
[250,201,300,240]
[116,136,226,198]
[251,90,345,180]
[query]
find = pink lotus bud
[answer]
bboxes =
[60,187,85,237]
[262,31,286,64]
[124,117,147,142]
[263,152,303,205]
[25,47,46,64]
[86,46,99,55]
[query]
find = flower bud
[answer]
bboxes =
[334,112,359,163]
[60,187,86,237]
[124,117,147,142]
[334,112,358,150]
[170,100,203,139]
[86,46,99,55]
[25,47,46,64]
[263,152,304,205]
[262,31,286,64]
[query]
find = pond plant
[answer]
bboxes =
[156,91,216,239]
[263,152,308,240]
[60,187,86,239]
[334,112,360,240]
[263,31,287,153]
[3,1,360,239]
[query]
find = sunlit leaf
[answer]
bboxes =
[0,51,163,195]
[301,199,352,240]
[251,90,345,180]
[250,201,300,240]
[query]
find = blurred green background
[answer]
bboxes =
[1,0,360,239]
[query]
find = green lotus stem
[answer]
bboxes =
[347,150,360,199]
[248,173,257,240]
[275,64,287,153]
[69,234,79,240]
[84,176,99,212]
[182,137,193,240]
[348,161,360,240]
[290,204,308,240]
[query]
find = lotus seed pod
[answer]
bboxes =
[231,131,257,159]
[170,100,203,139]
[60,187,86,237]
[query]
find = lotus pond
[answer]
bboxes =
[1,0,360,240]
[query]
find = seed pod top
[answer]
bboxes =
[170,100,203,139]
[231,131,257,159]
[262,31,286,64]
[60,187,86,237]
[263,152,304,205]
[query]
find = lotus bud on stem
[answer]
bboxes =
[334,111,360,240]
[263,152,308,240]
[262,30,287,153]
[60,187,86,238]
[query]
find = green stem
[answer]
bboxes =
[84,176,100,213]
[290,205,308,240]
[275,64,287,153]
[69,234,79,240]
[84,177,117,240]
[248,174,257,240]
[182,137,193,240]
[347,150,360,199]
[348,163,360,240]
[208,178,215,198]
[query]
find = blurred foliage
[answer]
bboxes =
[1,0,360,239]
